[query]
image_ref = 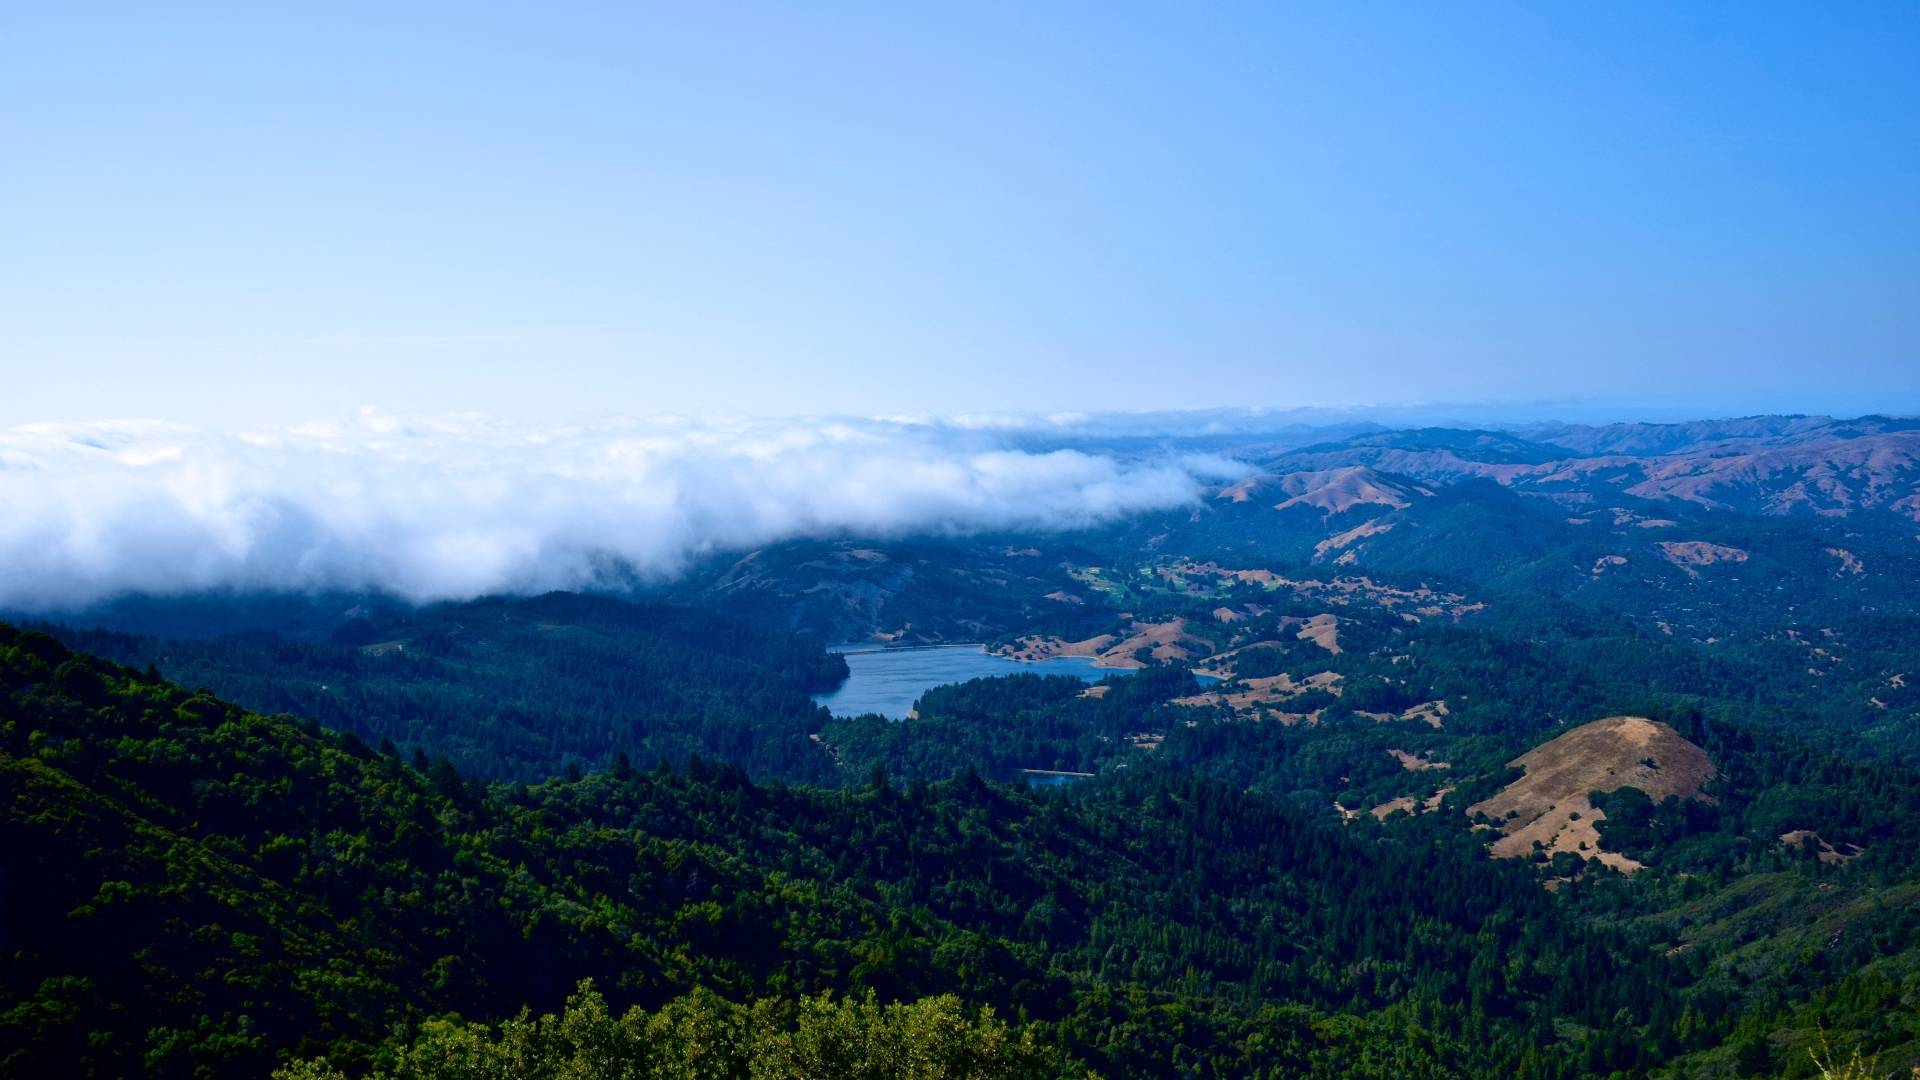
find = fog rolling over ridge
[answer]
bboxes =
[0,411,1251,611]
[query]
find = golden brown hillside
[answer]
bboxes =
[1273,466,1428,513]
[1217,466,1431,513]
[1657,540,1750,574]
[1468,717,1715,872]
[996,618,1206,668]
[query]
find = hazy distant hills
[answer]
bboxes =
[1519,414,1920,456]
[1260,416,1920,520]
[639,415,1919,648]
[27,415,1908,652]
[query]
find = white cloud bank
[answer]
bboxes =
[0,411,1251,611]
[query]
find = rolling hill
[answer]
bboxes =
[1468,716,1716,872]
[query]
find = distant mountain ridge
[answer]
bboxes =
[1518,414,1920,456]
[1261,416,1920,521]
[617,414,1920,650]
[19,414,1917,652]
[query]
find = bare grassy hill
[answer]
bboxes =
[1469,716,1716,872]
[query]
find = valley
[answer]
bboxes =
[6,415,1920,1078]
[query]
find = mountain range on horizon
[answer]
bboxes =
[6,410,1919,620]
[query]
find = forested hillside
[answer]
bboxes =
[37,593,847,782]
[6,621,1920,1078]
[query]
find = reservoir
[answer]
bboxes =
[813,644,1132,719]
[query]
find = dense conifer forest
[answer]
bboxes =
[37,594,848,783]
[6,613,1919,1078]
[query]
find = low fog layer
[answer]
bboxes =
[0,412,1251,611]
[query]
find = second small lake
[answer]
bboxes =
[813,644,1131,720]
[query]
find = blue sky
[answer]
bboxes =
[3,3,1916,425]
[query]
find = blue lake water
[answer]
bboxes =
[812,644,1132,719]
[1023,771,1093,788]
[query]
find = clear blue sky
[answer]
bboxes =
[3,3,1916,425]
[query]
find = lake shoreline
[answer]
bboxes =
[816,642,1226,720]
[834,640,1143,671]
[815,643,1137,719]
[829,642,991,656]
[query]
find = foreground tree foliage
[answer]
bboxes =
[275,982,1052,1080]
